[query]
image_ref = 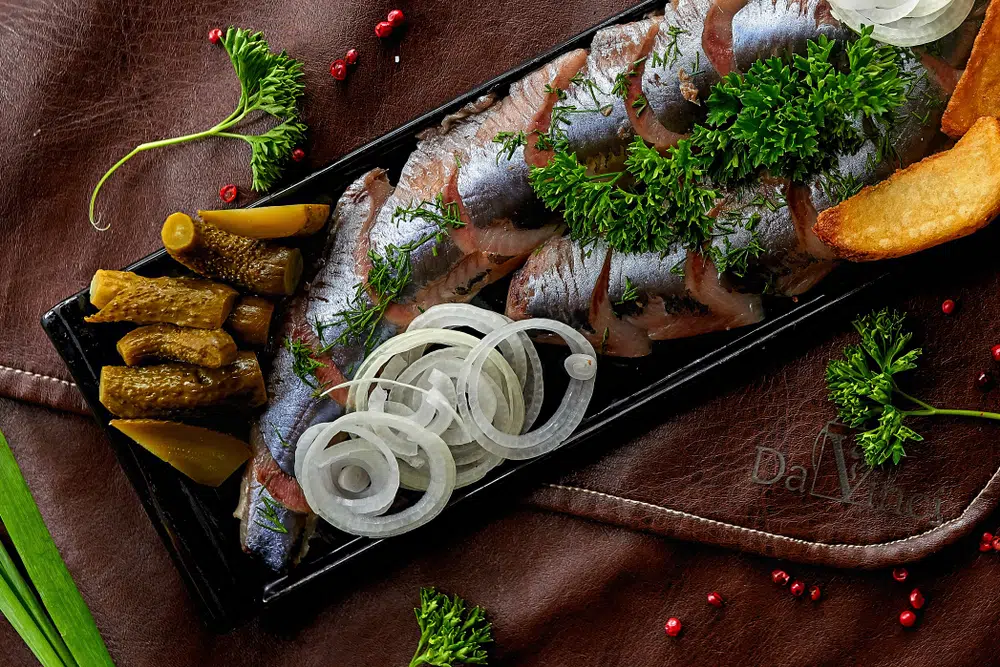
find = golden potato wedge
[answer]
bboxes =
[941,0,1000,138]
[815,117,1000,261]
[196,203,329,238]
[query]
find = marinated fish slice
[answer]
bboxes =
[623,18,689,152]
[506,236,608,334]
[558,19,662,170]
[463,49,587,230]
[613,248,763,340]
[256,169,396,478]
[236,440,308,571]
[506,237,651,356]
[731,0,847,73]
[524,50,591,168]
[640,1,720,141]
[710,177,837,297]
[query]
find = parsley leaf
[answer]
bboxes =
[528,28,907,258]
[409,588,492,667]
[89,27,306,229]
[826,309,1000,467]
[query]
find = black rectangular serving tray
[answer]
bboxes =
[42,0,893,631]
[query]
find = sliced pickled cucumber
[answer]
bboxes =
[99,351,267,418]
[197,204,329,238]
[86,270,237,328]
[110,419,251,487]
[116,324,238,368]
[225,296,274,347]
[162,212,302,295]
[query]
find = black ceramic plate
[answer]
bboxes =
[42,0,890,631]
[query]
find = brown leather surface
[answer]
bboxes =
[4,0,1000,664]
[536,244,1000,568]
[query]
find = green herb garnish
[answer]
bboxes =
[0,428,115,666]
[89,27,306,229]
[820,169,866,205]
[529,28,907,258]
[826,309,1000,467]
[492,131,527,163]
[409,587,492,667]
[284,337,325,389]
[254,495,289,534]
[615,276,640,306]
[304,196,465,374]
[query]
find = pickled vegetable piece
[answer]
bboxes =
[197,204,330,238]
[110,419,251,487]
[116,324,238,367]
[86,270,237,328]
[225,296,274,347]
[99,351,267,418]
[161,212,302,295]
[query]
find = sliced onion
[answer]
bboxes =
[299,411,455,538]
[907,0,953,18]
[853,0,921,25]
[297,305,598,538]
[407,303,545,431]
[830,0,974,46]
[458,319,597,460]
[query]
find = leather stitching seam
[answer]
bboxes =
[0,364,76,388]
[546,481,998,549]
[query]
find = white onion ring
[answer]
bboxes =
[297,305,598,538]
[831,0,974,46]
[457,319,597,460]
[407,303,545,431]
[299,412,456,538]
[853,0,921,25]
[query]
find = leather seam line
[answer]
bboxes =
[546,479,998,549]
[0,364,76,388]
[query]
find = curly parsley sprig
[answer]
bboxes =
[826,309,1000,467]
[89,27,306,229]
[528,27,907,260]
[409,587,492,667]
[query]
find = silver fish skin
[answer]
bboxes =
[459,50,587,237]
[508,237,607,332]
[255,169,395,477]
[559,19,661,168]
[235,444,306,572]
[642,0,719,137]
[731,0,847,72]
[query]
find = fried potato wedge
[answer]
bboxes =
[941,0,1000,138]
[815,117,1000,261]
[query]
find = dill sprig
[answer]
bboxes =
[89,27,306,229]
[615,276,640,306]
[304,196,465,373]
[409,588,492,667]
[826,309,1000,467]
[820,168,866,205]
[493,131,527,163]
[254,495,289,534]
[284,337,325,388]
[650,25,687,68]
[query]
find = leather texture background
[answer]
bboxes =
[3,0,1000,664]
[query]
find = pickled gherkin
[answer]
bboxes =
[99,351,267,418]
[116,324,238,368]
[162,212,302,295]
[87,270,237,329]
[225,296,274,347]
